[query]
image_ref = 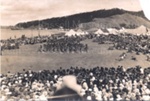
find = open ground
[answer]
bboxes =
[1,39,149,74]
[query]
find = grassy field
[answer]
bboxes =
[1,28,66,40]
[1,39,150,74]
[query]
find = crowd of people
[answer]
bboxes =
[0,35,49,52]
[93,34,150,55]
[38,36,88,53]
[1,66,150,101]
[0,33,89,54]
[0,39,20,51]
[1,31,150,55]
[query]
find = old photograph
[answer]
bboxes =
[0,0,150,100]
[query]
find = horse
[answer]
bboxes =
[118,52,127,61]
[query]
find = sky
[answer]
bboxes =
[139,0,150,21]
[0,0,144,26]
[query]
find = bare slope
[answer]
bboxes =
[81,13,150,30]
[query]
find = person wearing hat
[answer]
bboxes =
[81,80,88,91]
[116,94,122,101]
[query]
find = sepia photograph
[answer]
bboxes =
[0,0,150,100]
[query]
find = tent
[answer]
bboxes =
[94,29,104,35]
[107,28,119,35]
[103,32,109,35]
[126,25,150,35]
[76,29,85,36]
[84,31,89,35]
[65,29,77,36]
[119,27,127,33]
[76,29,89,36]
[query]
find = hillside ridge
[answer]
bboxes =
[15,8,150,29]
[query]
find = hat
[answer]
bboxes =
[88,88,92,92]
[19,80,22,83]
[29,74,33,77]
[99,79,102,82]
[54,75,58,79]
[90,72,93,76]
[117,94,122,100]
[109,97,113,101]
[2,81,5,84]
[87,96,92,100]
[15,80,18,84]
[50,81,54,84]
[109,80,113,83]
[24,74,27,77]
[114,86,118,89]
[122,79,125,83]
[91,77,95,81]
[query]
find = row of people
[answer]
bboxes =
[38,36,88,53]
[94,34,150,55]
[0,66,150,100]
[39,43,88,53]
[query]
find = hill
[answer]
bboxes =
[15,8,150,29]
[81,13,150,30]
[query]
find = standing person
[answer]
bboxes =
[146,54,150,61]
[0,43,3,55]
[0,49,2,55]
